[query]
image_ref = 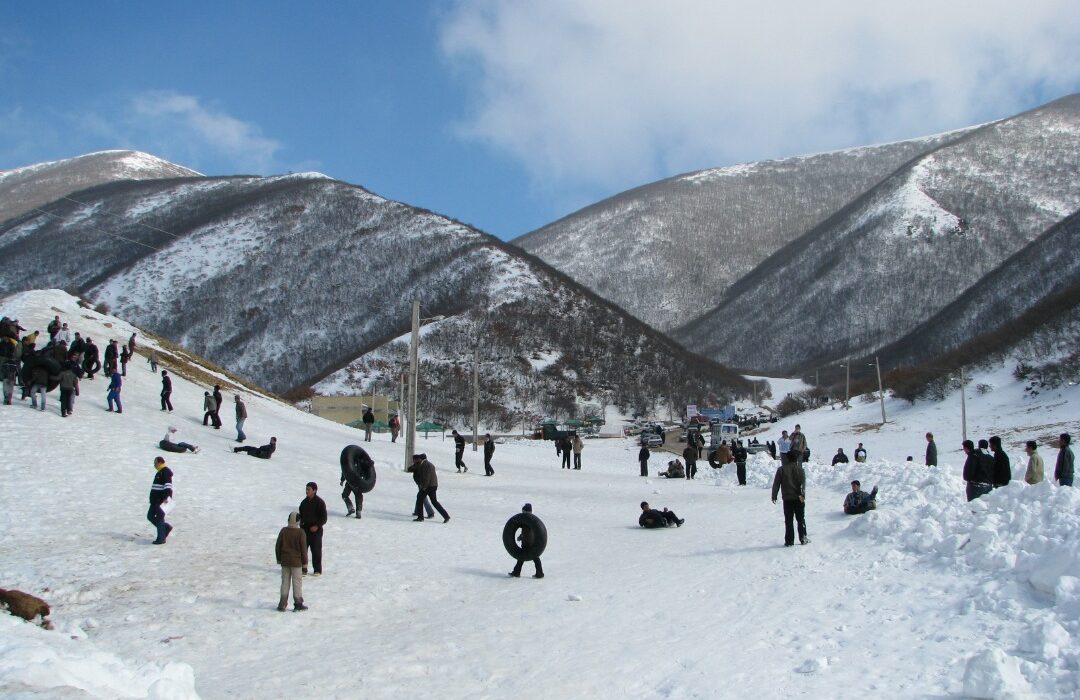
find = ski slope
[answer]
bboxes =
[1,291,1078,699]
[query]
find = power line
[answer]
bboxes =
[58,195,185,241]
[28,206,161,252]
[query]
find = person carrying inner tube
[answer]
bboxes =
[508,503,544,578]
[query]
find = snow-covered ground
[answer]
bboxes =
[2,291,1078,699]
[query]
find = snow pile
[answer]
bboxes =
[0,616,199,699]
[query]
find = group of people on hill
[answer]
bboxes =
[1,314,137,416]
[554,433,584,469]
[962,433,1073,501]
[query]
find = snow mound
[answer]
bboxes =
[0,616,199,699]
[962,648,1033,699]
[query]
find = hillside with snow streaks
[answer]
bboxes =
[515,129,968,330]
[0,173,750,419]
[0,150,199,225]
[675,94,1080,374]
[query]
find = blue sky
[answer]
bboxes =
[3,1,1079,240]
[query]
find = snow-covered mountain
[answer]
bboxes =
[0,174,750,420]
[0,150,200,225]
[674,95,1080,375]
[515,127,970,331]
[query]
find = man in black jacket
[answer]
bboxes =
[299,482,327,575]
[638,444,650,477]
[362,406,375,442]
[483,433,495,476]
[733,441,748,486]
[160,370,173,412]
[452,429,467,472]
[148,456,174,545]
[989,436,1011,488]
[559,436,572,469]
[234,436,277,458]
[962,440,994,501]
[638,501,683,528]
[682,443,698,480]
[340,446,372,519]
[211,385,223,429]
[771,455,808,546]
[831,448,849,465]
[925,432,937,466]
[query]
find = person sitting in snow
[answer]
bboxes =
[234,436,277,459]
[160,426,199,453]
[638,501,684,528]
[831,448,849,465]
[659,459,685,479]
[843,480,878,515]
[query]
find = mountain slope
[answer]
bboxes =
[0,150,200,225]
[514,130,969,330]
[0,173,750,418]
[674,94,1080,374]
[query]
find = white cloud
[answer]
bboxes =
[440,0,1080,192]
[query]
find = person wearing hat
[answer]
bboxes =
[159,426,199,453]
[298,482,327,575]
[275,512,308,611]
[408,454,450,523]
[147,456,173,545]
[509,503,544,578]
[843,481,878,515]
[1055,433,1074,487]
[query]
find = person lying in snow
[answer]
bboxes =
[234,437,277,459]
[638,501,684,528]
[659,460,685,479]
[843,480,878,515]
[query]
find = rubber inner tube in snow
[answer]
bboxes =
[502,512,548,560]
[339,444,377,493]
[20,354,62,392]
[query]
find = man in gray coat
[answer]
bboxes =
[771,455,809,547]
[408,453,450,523]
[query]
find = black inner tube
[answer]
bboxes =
[340,445,377,493]
[502,512,547,560]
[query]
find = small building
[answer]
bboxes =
[311,394,400,426]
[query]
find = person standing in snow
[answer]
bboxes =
[1024,441,1044,485]
[559,435,572,470]
[68,332,84,363]
[275,512,308,611]
[147,350,158,373]
[452,429,467,472]
[962,440,994,501]
[362,406,375,442]
[55,322,72,346]
[298,482,327,576]
[483,433,495,476]
[572,433,584,470]
[128,333,137,356]
[508,503,545,578]
[119,345,131,376]
[733,440,748,486]
[234,395,248,443]
[389,413,400,443]
[211,385,223,429]
[1055,433,1074,487]
[853,443,867,463]
[925,432,937,467]
[103,339,119,377]
[989,436,1011,488]
[46,315,61,342]
[408,453,450,523]
[771,449,809,546]
[147,456,173,545]
[202,391,217,427]
[638,443,651,477]
[58,361,79,417]
[682,442,698,480]
[790,425,808,465]
[28,361,49,411]
[160,370,173,412]
[82,337,100,380]
[776,430,791,463]
[340,446,372,519]
[106,371,122,413]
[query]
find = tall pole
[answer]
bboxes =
[399,372,405,419]
[472,344,479,451]
[959,366,967,443]
[405,301,420,471]
[875,356,886,424]
[845,360,850,409]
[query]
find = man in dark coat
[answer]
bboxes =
[771,454,808,546]
[1055,433,1074,487]
[638,444,650,477]
[408,453,450,523]
[234,437,277,459]
[340,446,373,519]
[831,448,849,465]
[298,482,327,575]
[160,370,173,412]
[211,385,223,429]
[508,503,544,578]
[147,456,174,545]
[962,440,994,501]
[733,440,748,485]
[103,339,119,376]
[82,337,100,380]
[362,406,375,442]
[638,501,683,528]
[559,436,572,469]
[925,432,937,466]
[452,429,467,472]
[682,443,698,480]
[483,433,495,476]
[989,435,1011,488]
